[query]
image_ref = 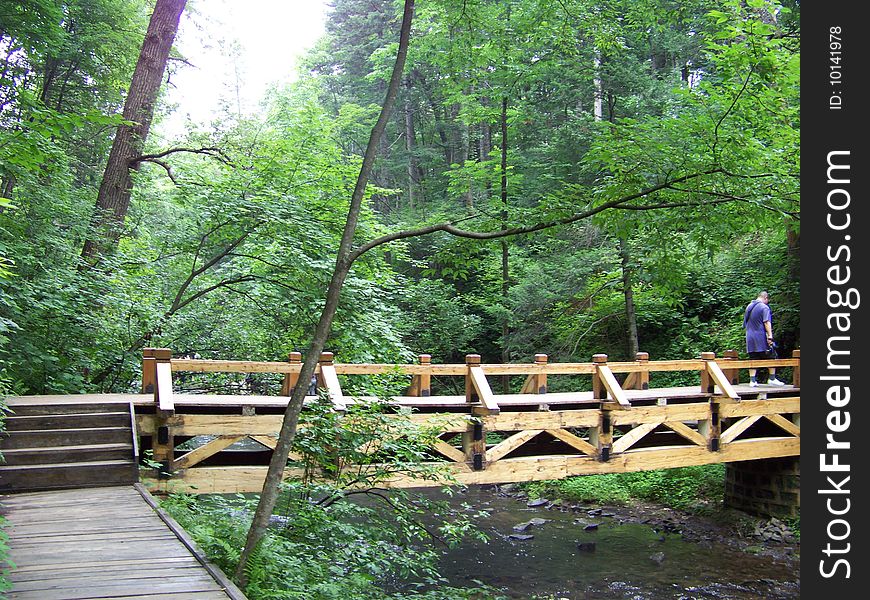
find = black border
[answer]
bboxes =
[802,1,868,595]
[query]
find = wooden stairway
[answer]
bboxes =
[0,399,139,493]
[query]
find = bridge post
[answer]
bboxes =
[281,352,303,396]
[722,349,740,385]
[699,351,716,394]
[142,348,157,394]
[533,353,548,394]
[464,354,487,470]
[408,354,432,397]
[623,351,650,390]
[591,354,613,461]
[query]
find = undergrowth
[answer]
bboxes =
[525,465,728,513]
[161,491,503,600]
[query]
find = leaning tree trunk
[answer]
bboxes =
[500,96,510,392]
[234,0,415,587]
[81,0,187,262]
[619,237,640,357]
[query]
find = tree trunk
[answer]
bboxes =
[593,50,604,121]
[619,237,639,357]
[234,0,415,587]
[500,96,510,392]
[81,0,187,262]
[404,80,418,209]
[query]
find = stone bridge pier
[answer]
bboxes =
[725,457,800,518]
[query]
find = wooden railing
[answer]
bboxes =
[135,349,800,494]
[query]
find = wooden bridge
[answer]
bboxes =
[2,348,800,496]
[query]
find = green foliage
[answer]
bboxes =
[528,465,727,512]
[161,399,497,600]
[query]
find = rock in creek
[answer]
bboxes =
[649,551,666,565]
[527,498,549,507]
[576,542,597,552]
[583,523,599,531]
[513,517,549,531]
[510,533,535,541]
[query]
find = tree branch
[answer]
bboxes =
[347,168,723,263]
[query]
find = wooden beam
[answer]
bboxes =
[664,421,707,447]
[594,361,630,409]
[484,410,601,431]
[485,430,543,463]
[469,364,500,414]
[765,413,801,437]
[149,437,800,493]
[173,435,245,470]
[155,359,174,414]
[720,415,762,444]
[612,422,658,453]
[318,353,345,411]
[720,397,800,418]
[546,428,597,456]
[704,357,740,401]
[432,440,467,463]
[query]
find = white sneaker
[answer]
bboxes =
[768,378,786,386]
[749,380,758,387]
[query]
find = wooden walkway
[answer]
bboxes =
[0,485,246,600]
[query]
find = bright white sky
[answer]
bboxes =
[159,0,331,137]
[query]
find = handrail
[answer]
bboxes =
[142,348,800,413]
[166,356,799,377]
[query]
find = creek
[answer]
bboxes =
[419,486,799,600]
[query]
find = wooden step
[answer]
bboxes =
[0,443,133,466]
[3,411,131,430]
[0,460,139,493]
[0,426,131,449]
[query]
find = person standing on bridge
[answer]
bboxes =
[743,291,785,386]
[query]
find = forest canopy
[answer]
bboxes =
[0,0,799,396]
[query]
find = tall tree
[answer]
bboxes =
[81,0,186,261]
[235,0,417,585]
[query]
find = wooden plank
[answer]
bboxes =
[485,430,543,462]
[319,364,346,411]
[2,486,241,600]
[719,397,800,418]
[720,415,763,444]
[765,413,801,437]
[156,361,175,412]
[705,360,740,400]
[173,435,246,470]
[335,363,466,375]
[611,403,709,426]
[171,359,303,373]
[664,421,707,446]
[545,428,598,456]
[469,366,500,414]
[432,440,467,463]
[492,392,595,405]
[483,410,601,431]
[710,358,801,370]
[595,364,630,409]
[612,422,659,453]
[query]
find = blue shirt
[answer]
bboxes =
[744,300,772,353]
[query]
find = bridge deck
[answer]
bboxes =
[0,485,246,600]
[5,381,797,411]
